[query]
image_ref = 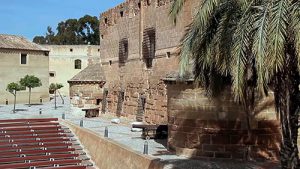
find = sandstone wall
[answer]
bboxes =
[69,83,104,108]
[99,0,199,124]
[166,82,280,160]
[0,49,49,104]
[45,45,100,96]
[60,119,165,169]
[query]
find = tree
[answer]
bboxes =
[33,15,100,45]
[49,83,63,109]
[171,0,300,168]
[33,36,46,44]
[6,82,25,113]
[20,75,42,106]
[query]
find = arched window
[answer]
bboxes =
[75,59,82,69]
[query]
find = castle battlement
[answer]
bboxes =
[99,0,174,29]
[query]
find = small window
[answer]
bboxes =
[49,71,56,77]
[120,11,124,17]
[101,35,104,39]
[147,0,150,6]
[166,52,171,58]
[96,99,101,105]
[21,53,27,65]
[138,2,141,9]
[98,49,100,52]
[44,52,49,56]
[70,48,73,52]
[75,59,82,69]
[104,18,108,24]
[109,60,112,66]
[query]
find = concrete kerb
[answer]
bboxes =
[59,119,165,169]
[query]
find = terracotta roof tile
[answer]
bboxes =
[0,34,48,51]
[68,63,106,83]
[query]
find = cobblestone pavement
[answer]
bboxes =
[0,97,280,169]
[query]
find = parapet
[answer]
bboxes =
[99,0,174,29]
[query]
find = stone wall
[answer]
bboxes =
[99,0,199,124]
[165,82,280,160]
[0,49,49,104]
[69,83,104,108]
[45,45,100,96]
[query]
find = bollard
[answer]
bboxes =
[5,99,8,105]
[104,127,108,137]
[40,97,42,104]
[80,119,83,127]
[143,141,148,154]
[39,108,42,115]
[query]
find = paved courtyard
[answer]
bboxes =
[0,97,280,169]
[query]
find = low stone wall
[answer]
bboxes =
[60,120,165,169]
[166,82,280,160]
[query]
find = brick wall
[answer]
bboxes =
[166,82,280,160]
[99,0,199,124]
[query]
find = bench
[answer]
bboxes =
[82,107,100,118]
[132,124,168,139]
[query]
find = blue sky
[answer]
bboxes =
[0,0,124,40]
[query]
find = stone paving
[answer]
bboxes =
[0,97,280,169]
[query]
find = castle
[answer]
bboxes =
[98,0,199,124]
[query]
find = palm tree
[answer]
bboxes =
[171,0,300,168]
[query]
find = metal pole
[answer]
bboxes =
[80,119,83,127]
[143,141,148,154]
[62,113,65,120]
[104,127,108,137]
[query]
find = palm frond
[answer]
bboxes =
[169,0,185,24]
[231,12,253,103]
[290,1,300,72]
[213,1,240,75]
[268,0,288,73]
[252,4,270,95]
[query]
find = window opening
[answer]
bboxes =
[101,89,108,114]
[74,59,82,69]
[119,38,129,67]
[21,53,27,65]
[142,28,156,68]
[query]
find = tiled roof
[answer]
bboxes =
[68,63,106,83]
[0,34,49,51]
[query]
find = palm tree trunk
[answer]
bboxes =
[54,90,57,109]
[28,87,31,106]
[57,90,64,104]
[13,91,16,113]
[275,48,300,169]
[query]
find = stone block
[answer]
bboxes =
[196,151,214,158]
[211,135,230,145]
[214,152,232,159]
[202,144,225,152]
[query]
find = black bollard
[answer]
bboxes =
[62,113,65,120]
[39,108,42,115]
[104,127,108,137]
[5,99,8,105]
[80,119,83,127]
[143,141,148,154]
